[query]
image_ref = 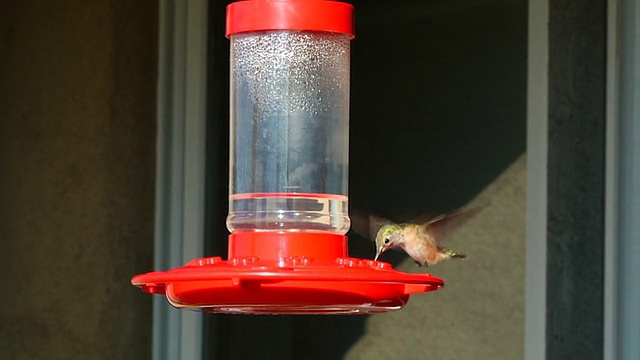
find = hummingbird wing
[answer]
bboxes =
[350,208,396,241]
[422,206,483,244]
[407,211,440,225]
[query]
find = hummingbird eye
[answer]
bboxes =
[384,237,390,244]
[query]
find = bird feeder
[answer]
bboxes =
[132,0,444,315]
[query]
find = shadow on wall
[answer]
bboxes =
[291,0,527,359]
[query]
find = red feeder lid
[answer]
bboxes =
[226,0,355,38]
[132,233,444,315]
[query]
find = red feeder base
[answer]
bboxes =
[131,233,444,315]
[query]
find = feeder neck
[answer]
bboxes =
[228,232,348,260]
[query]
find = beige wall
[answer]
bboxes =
[345,156,526,360]
[0,1,157,359]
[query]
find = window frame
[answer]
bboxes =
[608,0,640,358]
[153,1,209,359]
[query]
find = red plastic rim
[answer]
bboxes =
[131,233,444,315]
[226,0,355,38]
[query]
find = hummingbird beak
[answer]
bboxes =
[374,245,386,261]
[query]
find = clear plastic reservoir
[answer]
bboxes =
[226,31,351,234]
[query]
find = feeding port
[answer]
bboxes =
[132,0,444,315]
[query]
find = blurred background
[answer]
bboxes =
[0,0,526,359]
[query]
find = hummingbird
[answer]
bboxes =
[350,207,481,267]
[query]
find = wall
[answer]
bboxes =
[343,156,526,360]
[0,1,157,359]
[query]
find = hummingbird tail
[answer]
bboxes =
[441,248,468,260]
[451,253,468,260]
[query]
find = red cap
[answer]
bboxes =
[226,0,355,38]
